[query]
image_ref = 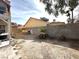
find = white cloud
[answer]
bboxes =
[33,0,68,23]
[11,0,79,25]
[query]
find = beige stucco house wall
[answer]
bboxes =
[24,17,48,28]
[23,17,48,34]
[0,0,11,37]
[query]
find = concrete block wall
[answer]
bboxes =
[46,23,79,39]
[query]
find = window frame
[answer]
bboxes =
[0,6,6,14]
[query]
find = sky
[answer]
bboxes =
[11,0,79,25]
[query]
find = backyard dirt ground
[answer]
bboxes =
[0,35,79,59]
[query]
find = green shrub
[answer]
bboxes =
[40,27,46,33]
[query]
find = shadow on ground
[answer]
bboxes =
[15,34,79,51]
[30,35,79,51]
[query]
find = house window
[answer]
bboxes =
[0,6,6,14]
[0,25,5,34]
